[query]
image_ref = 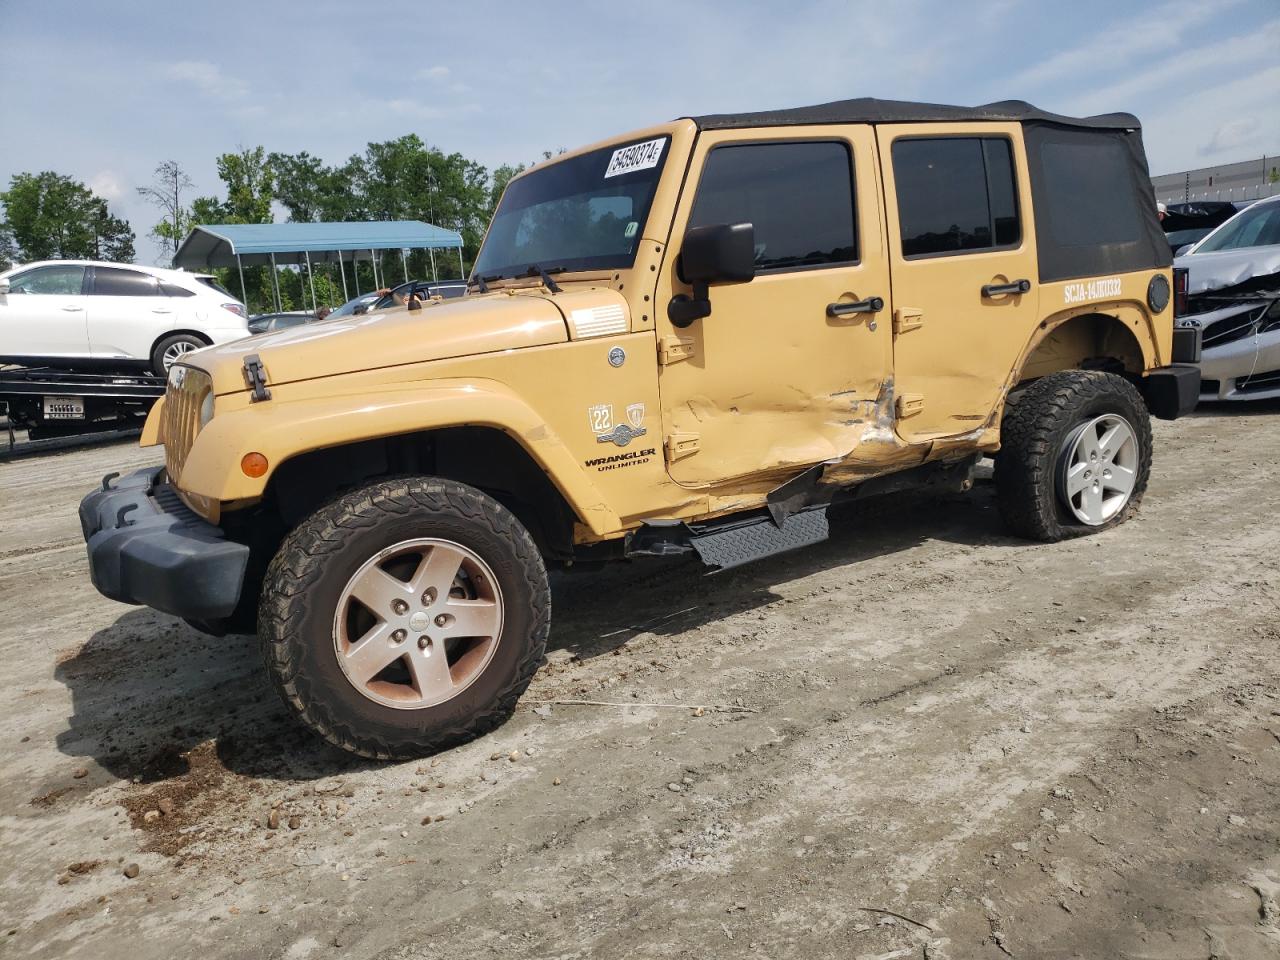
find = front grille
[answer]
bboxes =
[1237,369,1280,394]
[161,366,212,481]
[1201,307,1264,349]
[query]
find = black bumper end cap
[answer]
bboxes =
[1143,364,1201,420]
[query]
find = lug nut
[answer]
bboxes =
[435,614,450,627]
[391,629,407,643]
[392,599,409,615]
[421,587,437,606]
[418,636,432,650]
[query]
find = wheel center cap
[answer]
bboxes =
[408,611,431,632]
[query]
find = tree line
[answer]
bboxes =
[0,136,530,313]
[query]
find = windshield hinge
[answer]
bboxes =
[896,393,925,419]
[242,353,272,403]
[658,335,695,366]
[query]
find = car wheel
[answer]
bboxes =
[151,333,206,374]
[258,477,550,759]
[995,370,1152,542]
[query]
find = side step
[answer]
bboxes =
[690,506,829,572]
[628,506,829,573]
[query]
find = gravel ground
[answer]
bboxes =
[2,403,1279,960]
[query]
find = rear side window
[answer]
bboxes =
[94,267,161,296]
[7,264,86,295]
[892,137,1020,257]
[196,276,235,298]
[688,141,857,271]
[159,282,196,297]
[1038,139,1142,247]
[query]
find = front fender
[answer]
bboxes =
[177,378,621,535]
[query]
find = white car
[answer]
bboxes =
[0,260,250,374]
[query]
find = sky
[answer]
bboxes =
[2,0,1277,264]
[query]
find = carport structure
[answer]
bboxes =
[173,220,466,312]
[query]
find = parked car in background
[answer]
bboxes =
[0,260,249,374]
[1161,200,1246,257]
[327,292,382,320]
[1174,194,1280,400]
[248,311,317,334]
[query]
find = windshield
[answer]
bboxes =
[328,294,378,319]
[1196,201,1280,253]
[473,136,671,280]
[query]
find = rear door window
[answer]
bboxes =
[688,141,857,272]
[93,267,162,296]
[892,137,1020,257]
[7,264,87,295]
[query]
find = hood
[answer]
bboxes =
[1176,244,1280,295]
[191,291,570,394]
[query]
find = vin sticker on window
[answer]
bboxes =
[604,138,665,178]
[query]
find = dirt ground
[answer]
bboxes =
[2,403,1279,960]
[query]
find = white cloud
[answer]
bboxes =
[1199,117,1264,158]
[417,65,450,80]
[1007,0,1245,91]
[162,60,249,100]
[88,171,123,201]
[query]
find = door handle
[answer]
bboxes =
[826,296,884,317]
[152,308,173,314]
[61,304,84,311]
[981,279,1031,298]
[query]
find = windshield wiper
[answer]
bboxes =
[524,264,565,294]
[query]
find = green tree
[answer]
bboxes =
[489,162,525,215]
[217,146,274,224]
[136,160,193,261]
[0,171,135,263]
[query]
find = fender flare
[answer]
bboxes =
[177,378,621,535]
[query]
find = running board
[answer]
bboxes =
[628,505,829,573]
[691,506,829,572]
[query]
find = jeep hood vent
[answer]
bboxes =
[193,294,569,394]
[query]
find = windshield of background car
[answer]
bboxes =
[473,136,671,280]
[1195,202,1280,253]
[328,294,378,319]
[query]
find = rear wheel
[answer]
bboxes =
[258,477,550,759]
[150,333,207,374]
[995,370,1152,542]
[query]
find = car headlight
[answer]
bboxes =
[199,390,215,428]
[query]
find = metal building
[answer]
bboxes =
[1152,155,1279,205]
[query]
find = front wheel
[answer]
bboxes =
[995,370,1152,542]
[258,477,550,759]
[150,333,207,374]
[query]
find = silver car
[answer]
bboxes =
[1175,195,1280,401]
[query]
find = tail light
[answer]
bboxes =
[1172,267,1189,318]
[222,302,247,318]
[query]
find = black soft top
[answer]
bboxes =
[689,98,1140,132]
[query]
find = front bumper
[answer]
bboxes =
[79,466,249,620]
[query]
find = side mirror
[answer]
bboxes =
[0,279,9,295]
[669,222,755,327]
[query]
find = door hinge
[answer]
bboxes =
[896,393,925,418]
[893,307,923,335]
[658,335,695,366]
[665,432,700,461]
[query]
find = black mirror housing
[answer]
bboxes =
[679,222,755,286]
[669,222,755,327]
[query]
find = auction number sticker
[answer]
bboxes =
[604,138,665,178]
[1064,276,1122,304]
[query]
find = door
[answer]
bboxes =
[655,126,893,487]
[0,264,90,360]
[877,123,1039,442]
[88,266,169,361]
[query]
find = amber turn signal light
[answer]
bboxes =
[240,452,269,478]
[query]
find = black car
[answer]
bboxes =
[356,279,468,314]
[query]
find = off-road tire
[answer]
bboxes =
[150,333,207,375]
[995,370,1152,542]
[258,477,550,759]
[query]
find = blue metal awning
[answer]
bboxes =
[173,220,464,269]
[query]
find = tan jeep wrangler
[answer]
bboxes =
[80,98,1200,758]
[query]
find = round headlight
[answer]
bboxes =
[199,390,215,428]
[1147,274,1171,314]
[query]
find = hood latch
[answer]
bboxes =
[242,353,272,403]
